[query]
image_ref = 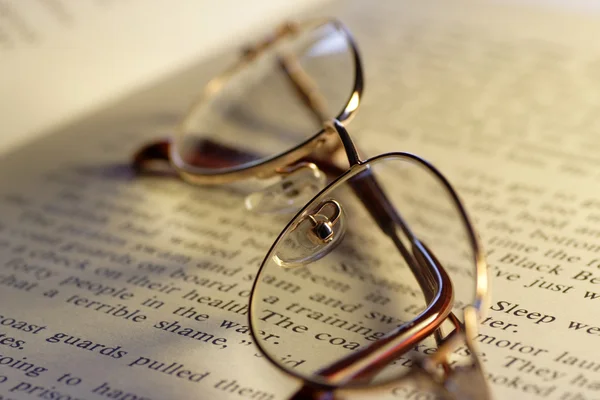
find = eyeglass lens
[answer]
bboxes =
[175,21,357,174]
[250,155,478,387]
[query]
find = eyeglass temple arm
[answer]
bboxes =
[277,52,329,124]
[348,168,440,296]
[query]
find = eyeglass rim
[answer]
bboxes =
[168,18,365,185]
[247,150,489,391]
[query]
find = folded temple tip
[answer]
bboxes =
[132,139,173,175]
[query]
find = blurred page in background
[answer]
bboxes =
[0,0,325,156]
[1,1,600,400]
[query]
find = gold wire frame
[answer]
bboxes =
[247,144,490,398]
[167,18,365,185]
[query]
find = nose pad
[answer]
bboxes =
[273,199,346,268]
[244,163,326,214]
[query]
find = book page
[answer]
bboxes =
[1,0,600,399]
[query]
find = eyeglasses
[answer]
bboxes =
[133,19,491,400]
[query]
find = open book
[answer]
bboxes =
[2,0,600,399]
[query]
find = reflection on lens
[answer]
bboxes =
[176,20,358,173]
[249,154,480,388]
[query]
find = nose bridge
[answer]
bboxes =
[324,119,362,167]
